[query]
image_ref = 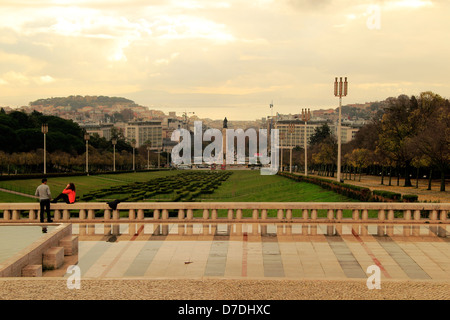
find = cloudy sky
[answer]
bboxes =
[0,0,449,120]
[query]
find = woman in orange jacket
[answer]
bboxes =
[51,183,76,204]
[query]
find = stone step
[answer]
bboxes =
[21,264,42,277]
[59,235,78,256]
[43,247,64,270]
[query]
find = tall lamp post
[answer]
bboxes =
[84,132,90,174]
[112,138,117,172]
[288,123,294,173]
[301,108,311,176]
[147,146,151,170]
[334,77,348,182]
[41,123,48,175]
[131,139,136,171]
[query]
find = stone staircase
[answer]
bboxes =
[21,235,78,277]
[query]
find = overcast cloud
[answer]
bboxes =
[0,0,449,120]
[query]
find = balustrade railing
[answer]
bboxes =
[0,202,448,223]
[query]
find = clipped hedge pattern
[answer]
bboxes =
[80,171,233,202]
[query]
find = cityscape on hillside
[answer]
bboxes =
[0,95,385,150]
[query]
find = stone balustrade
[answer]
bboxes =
[0,202,448,223]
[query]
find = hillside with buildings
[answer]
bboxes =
[0,95,387,152]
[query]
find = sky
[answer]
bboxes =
[0,0,449,120]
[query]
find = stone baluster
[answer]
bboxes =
[352,209,359,220]
[104,209,111,220]
[252,209,259,220]
[404,210,412,220]
[54,209,61,221]
[137,209,144,220]
[413,210,421,221]
[311,209,317,220]
[88,209,95,220]
[203,209,209,220]
[178,209,185,220]
[387,209,394,221]
[227,209,234,220]
[327,209,334,220]
[112,209,120,220]
[430,210,438,221]
[261,209,267,220]
[79,209,86,220]
[162,209,169,220]
[236,209,243,220]
[378,209,385,221]
[63,209,70,221]
[153,209,160,220]
[286,209,292,220]
[440,210,447,221]
[277,209,284,220]
[211,209,218,220]
[336,209,343,220]
[302,209,309,220]
[12,210,20,221]
[29,209,37,221]
[187,209,194,220]
[362,209,369,220]
[128,209,135,220]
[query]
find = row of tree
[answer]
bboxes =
[303,91,449,191]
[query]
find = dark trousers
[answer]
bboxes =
[53,193,70,204]
[39,199,51,222]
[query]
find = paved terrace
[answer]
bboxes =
[1,202,449,300]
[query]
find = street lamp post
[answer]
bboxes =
[158,148,161,168]
[41,123,48,175]
[131,140,136,171]
[147,146,151,170]
[84,133,90,174]
[301,108,311,176]
[334,77,348,182]
[112,138,117,172]
[288,123,294,173]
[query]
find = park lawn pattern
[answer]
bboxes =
[0,170,372,218]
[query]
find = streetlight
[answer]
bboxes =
[147,146,151,170]
[84,132,90,174]
[131,139,136,171]
[334,77,348,182]
[288,123,295,173]
[301,108,311,176]
[41,123,48,175]
[112,138,117,172]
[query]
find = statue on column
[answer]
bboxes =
[223,117,228,129]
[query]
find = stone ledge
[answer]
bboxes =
[43,247,64,270]
[21,265,42,277]
[59,236,78,256]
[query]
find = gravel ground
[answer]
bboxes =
[1,278,449,300]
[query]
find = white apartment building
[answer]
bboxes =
[276,120,360,148]
[125,120,163,148]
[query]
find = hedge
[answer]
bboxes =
[278,172,371,202]
[279,172,419,203]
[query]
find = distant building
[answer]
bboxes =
[276,120,360,147]
[81,123,114,141]
[126,120,162,148]
[276,120,325,148]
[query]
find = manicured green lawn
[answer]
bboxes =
[0,169,377,218]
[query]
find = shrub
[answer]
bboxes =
[402,194,419,202]
[372,190,401,201]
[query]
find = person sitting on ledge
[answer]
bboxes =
[51,183,76,204]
